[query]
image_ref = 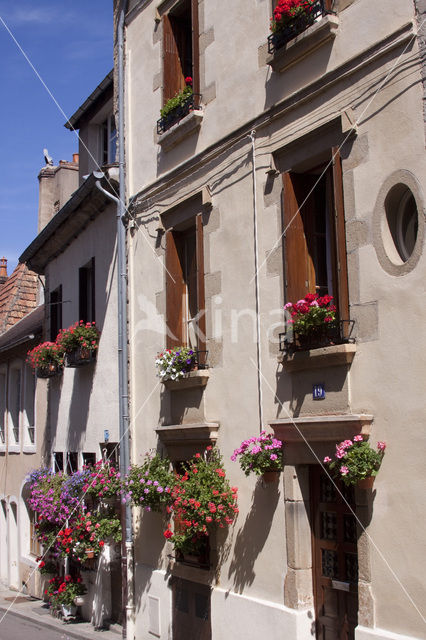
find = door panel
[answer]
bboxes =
[311,467,358,640]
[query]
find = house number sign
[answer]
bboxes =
[313,383,325,400]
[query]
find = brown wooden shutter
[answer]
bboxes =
[166,230,184,348]
[196,213,206,352]
[191,0,200,95]
[282,172,315,303]
[163,14,183,103]
[331,147,349,324]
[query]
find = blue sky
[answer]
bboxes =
[0,2,113,274]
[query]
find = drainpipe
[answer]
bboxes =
[249,130,264,431]
[96,0,133,637]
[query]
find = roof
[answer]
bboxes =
[0,304,44,352]
[0,263,38,335]
[65,70,114,131]
[19,171,117,275]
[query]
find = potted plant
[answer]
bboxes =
[269,0,318,50]
[83,460,122,502]
[323,436,386,488]
[155,346,197,382]
[56,575,87,619]
[163,447,238,565]
[56,320,100,367]
[284,293,338,349]
[157,77,200,134]
[27,342,64,378]
[231,431,283,482]
[124,452,174,511]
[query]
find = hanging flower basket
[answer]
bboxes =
[36,362,63,378]
[65,346,97,368]
[357,476,375,490]
[262,470,280,484]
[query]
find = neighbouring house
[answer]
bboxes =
[113,1,426,640]
[19,71,123,627]
[0,258,46,595]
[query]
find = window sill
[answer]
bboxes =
[162,370,210,391]
[0,444,5,454]
[155,422,219,460]
[156,110,203,151]
[8,444,20,454]
[270,414,373,444]
[23,444,36,454]
[279,343,356,372]
[167,557,216,586]
[266,14,339,73]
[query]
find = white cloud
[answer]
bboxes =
[1,6,74,27]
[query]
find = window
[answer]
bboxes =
[165,213,205,354]
[163,0,199,103]
[8,366,21,445]
[79,258,95,323]
[101,115,117,165]
[66,451,78,474]
[53,452,64,472]
[23,365,35,446]
[49,285,62,342]
[282,148,349,323]
[172,578,211,640]
[29,510,42,557]
[384,185,419,263]
[0,371,6,445]
[82,452,96,467]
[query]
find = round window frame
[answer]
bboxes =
[373,170,425,276]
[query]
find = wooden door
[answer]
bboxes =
[310,467,358,639]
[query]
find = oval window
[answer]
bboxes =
[383,185,419,264]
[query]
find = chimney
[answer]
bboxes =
[0,257,8,285]
[37,155,79,232]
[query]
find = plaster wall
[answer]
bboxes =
[45,204,119,456]
[124,0,426,638]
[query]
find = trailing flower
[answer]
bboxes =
[124,452,174,511]
[284,293,337,336]
[56,511,121,563]
[26,342,64,371]
[56,320,100,354]
[45,574,86,608]
[164,448,238,555]
[83,460,122,500]
[270,0,316,33]
[231,431,283,476]
[27,467,91,523]
[155,346,197,381]
[323,436,386,486]
[160,77,194,118]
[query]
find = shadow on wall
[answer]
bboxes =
[44,374,63,460]
[228,478,280,593]
[67,365,95,451]
[133,509,165,617]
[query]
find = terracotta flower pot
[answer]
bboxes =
[357,476,375,490]
[86,549,94,559]
[262,471,280,483]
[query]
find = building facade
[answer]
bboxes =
[116,0,426,639]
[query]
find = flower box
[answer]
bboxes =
[36,363,63,378]
[65,346,97,368]
[157,93,202,136]
[268,0,329,54]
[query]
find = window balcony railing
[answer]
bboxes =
[27,427,35,444]
[279,319,355,353]
[12,427,19,443]
[268,0,331,54]
[0,429,4,444]
[157,93,202,136]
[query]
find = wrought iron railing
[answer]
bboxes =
[157,93,202,135]
[195,350,209,370]
[279,319,355,353]
[268,0,331,54]
[27,426,35,444]
[0,428,4,444]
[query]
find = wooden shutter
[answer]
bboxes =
[166,230,184,348]
[282,172,316,303]
[196,214,205,351]
[163,14,185,103]
[90,256,96,323]
[331,148,349,324]
[191,0,200,94]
